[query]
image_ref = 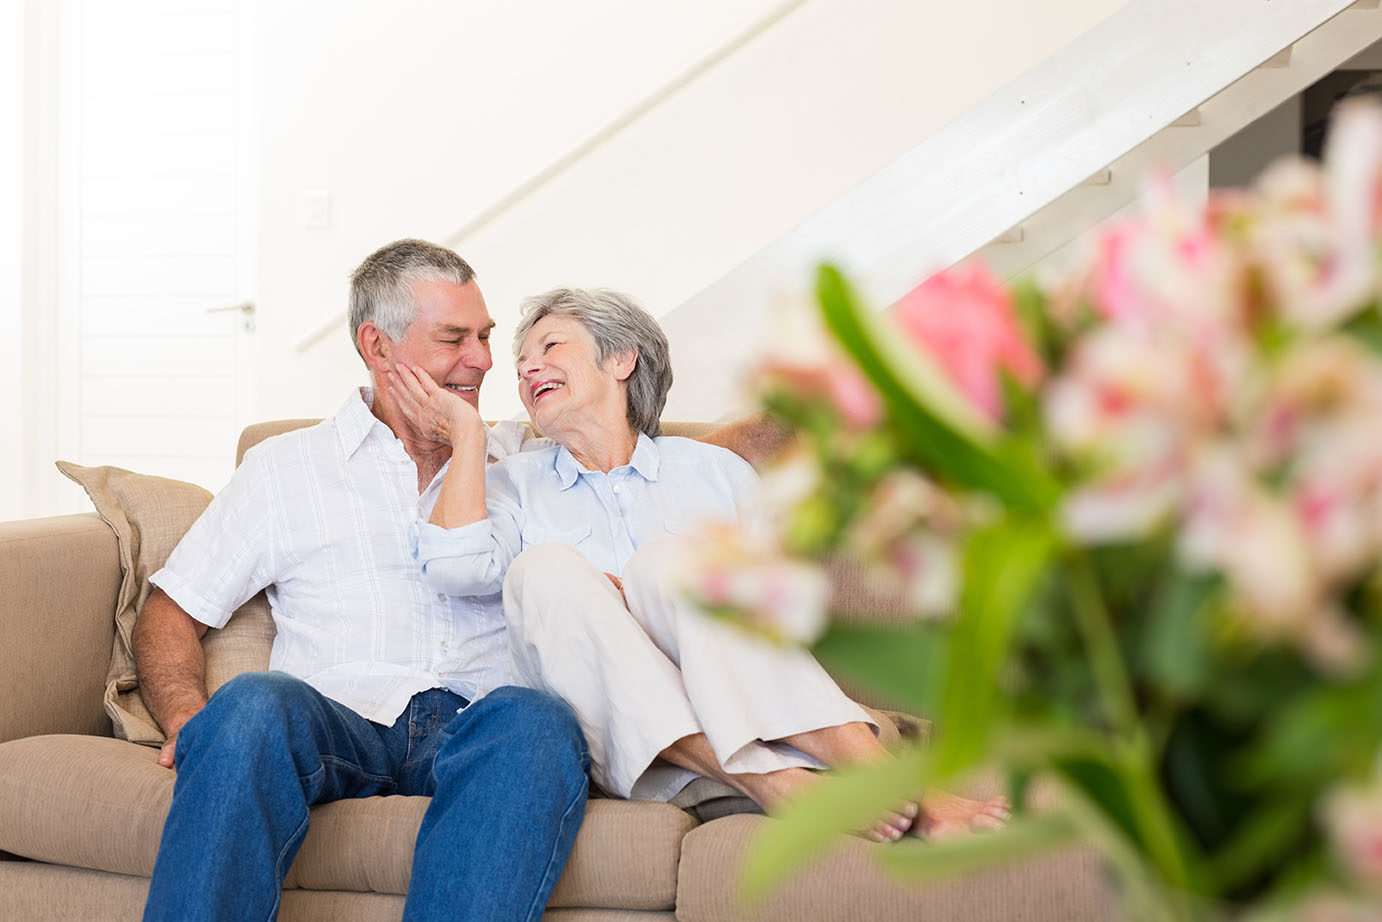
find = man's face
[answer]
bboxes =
[387,279,495,410]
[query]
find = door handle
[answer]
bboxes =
[206,301,256,333]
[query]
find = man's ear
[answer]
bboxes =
[357,322,393,372]
[609,348,638,382]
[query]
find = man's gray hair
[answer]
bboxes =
[348,239,475,360]
[514,288,672,438]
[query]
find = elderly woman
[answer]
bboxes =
[387,288,1008,842]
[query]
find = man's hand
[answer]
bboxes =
[388,364,484,444]
[158,734,178,768]
[698,411,795,468]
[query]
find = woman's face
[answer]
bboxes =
[515,314,635,439]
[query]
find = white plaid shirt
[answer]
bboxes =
[151,388,538,724]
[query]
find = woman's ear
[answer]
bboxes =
[609,348,638,382]
[357,322,393,372]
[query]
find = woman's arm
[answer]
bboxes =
[389,364,488,528]
[390,364,512,595]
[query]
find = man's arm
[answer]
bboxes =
[697,411,795,468]
[131,586,210,769]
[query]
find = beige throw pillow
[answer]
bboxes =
[55,461,276,745]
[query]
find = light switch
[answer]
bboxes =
[303,190,331,229]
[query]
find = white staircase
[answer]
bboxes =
[658,0,1382,421]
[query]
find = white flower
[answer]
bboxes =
[1181,449,1317,636]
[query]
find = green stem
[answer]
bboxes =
[1066,550,1195,905]
[1066,550,1138,733]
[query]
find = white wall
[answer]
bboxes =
[1210,96,1302,188]
[257,0,1128,423]
[0,0,25,522]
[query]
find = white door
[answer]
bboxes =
[47,0,258,513]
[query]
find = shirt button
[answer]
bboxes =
[612,485,621,494]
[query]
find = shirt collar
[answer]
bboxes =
[553,432,660,489]
[336,386,512,466]
[334,387,386,459]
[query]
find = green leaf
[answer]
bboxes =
[812,621,949,716]
[936,517,1056,774]
[740,746,931,900]
[1051,744,1203,895]
[1344,305,1382,355]
[1207,798,1311,894]
[877,812,1081,881]
[1049,755,1140,845]
[1236,664,1382,789]
[815,264,1061,514]
[1042,775,1194,922]
[1139,567,1217,700]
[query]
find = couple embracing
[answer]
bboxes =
[137,239,1007,922]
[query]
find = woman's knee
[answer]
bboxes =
[504,543,616,638]
[620,537,691,599]
[504,543,591,598]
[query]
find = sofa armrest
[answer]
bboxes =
[0,514,120,743]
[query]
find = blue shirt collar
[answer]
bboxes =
[553,432,660,489]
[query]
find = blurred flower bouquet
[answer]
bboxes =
[706,101,1382,920]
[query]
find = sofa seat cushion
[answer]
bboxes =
[674,813,1113,922]
[0,734,696,910]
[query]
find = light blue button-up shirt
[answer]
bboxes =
[414,434,758,597]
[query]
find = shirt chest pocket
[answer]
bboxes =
[519,523,592,551]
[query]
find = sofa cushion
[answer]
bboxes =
[674,813,1112,922]
[55,462,276,744]
[0,734,695,909]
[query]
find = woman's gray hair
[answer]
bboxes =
[514,288,673,437]
[348,239,475,360]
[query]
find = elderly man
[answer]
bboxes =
[135,239,601,922]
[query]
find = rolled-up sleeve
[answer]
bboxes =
[414,518,509,596]
[413,463,525,597]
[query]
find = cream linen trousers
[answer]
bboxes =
[502,539,876,801]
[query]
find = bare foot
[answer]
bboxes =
[911,790,1011,841]
[659,732,916,842]
[734,767,917,843]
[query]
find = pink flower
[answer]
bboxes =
[1086,176,1248,335]
[1044,322,1253,541]
[891,261,1043,421]
[1323,771,1382,890]
[678,525,831,646]
[756,360,882,429]
[1247,157,1377,332]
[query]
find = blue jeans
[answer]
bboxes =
[142,671,589,922]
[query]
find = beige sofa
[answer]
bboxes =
[0,420,1113,922]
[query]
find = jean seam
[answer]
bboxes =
[519,759,590,922]
[266,809,310,922]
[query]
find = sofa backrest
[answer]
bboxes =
[233,417,917,716]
